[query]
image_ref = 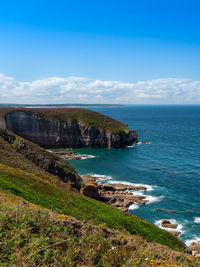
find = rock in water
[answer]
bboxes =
[161,219,180,237]
[161,219,178,229]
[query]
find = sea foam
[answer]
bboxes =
[109,180,154,191]
[137,141,152,145]
[79,155,96,160]
[128,203,139,210]
[185,237,200,246]
[127,141,151,148]
[145,195,164,204]
[194,217,200,224]
[89,174,112,180]
[130,191,164,204]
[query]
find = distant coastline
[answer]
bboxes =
[0,103,123,108]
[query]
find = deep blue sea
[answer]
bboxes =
[68,105,200,245]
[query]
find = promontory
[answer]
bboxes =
[0,107,137,148]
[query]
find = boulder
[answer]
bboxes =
[161,219,171,225]
[189,241,200,258]
[81,183,99,198]
[161,219,178,229]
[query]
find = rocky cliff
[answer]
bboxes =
[1,108,137,148]
[0,129,82,190]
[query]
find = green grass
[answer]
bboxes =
[0,163,186,252]
[0,192,198,266]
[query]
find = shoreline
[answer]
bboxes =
[81,174,149,212]
[50,148,200,254]
[48,149,96,160]
[81,174,182,237]
[48,140,151,160]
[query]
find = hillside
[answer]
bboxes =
[1,189,199,266]
[0,128,82,190]
[0,108,137,148]
[0,130,185,245]
[0,129,199,265]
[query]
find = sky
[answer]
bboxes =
[0,0,200,104]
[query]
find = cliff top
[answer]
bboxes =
[0,107,130,135]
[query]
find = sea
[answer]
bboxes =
[67,105,200,245]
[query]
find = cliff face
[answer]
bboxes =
[5,110,137,148]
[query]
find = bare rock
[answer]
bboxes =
[189,242,200,258]
[104,183,147,191]
[189,241,200,252]
[163,223,178,229]
[81,175,149,212]
[161,219,171,225]
[81,183,100,198]
[161,219,178,229]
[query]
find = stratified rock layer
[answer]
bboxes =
[4,109,137,148]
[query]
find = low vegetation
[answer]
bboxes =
[0,190,199,266]
[0,162,185,251]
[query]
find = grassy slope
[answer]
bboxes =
[0,133,186,252]
[0,129,82,190]
[0,107,129,135]
[0,189,199,266]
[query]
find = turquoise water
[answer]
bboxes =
[68,105,200,245]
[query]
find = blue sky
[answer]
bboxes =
[0,0,200,104]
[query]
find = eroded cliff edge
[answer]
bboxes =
[0,108,137,148]
[0,129,82,190]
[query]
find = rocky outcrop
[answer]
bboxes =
[81,175,148,212]
[4,109,137,148]
[161,219,181,237]
[0,129,82,190]
[189,241,200,258]
[161,219,178,229]
[50,150,94,160]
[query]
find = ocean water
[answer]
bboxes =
[68,105,200,245]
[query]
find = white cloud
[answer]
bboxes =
[0,73,200,104]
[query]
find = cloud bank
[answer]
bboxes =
[0,73,200,104]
